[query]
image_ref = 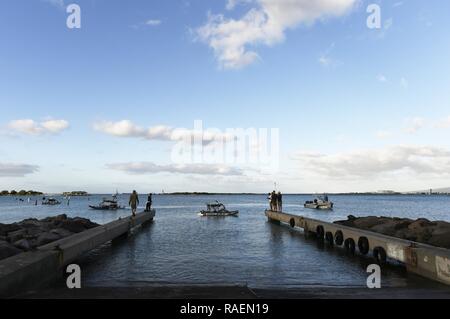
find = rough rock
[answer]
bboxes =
[13,239,33,251]
[0,215,99,261]
[7,229,28,243]
[334,216,450,249]
[428,233,450,249]
[36,232,61,246]
[0,241,22,260]
[0,223,21,236]
[353,216,390,230]
[370,221,399,237]
[50,228,74,238]
[61,217,97,233]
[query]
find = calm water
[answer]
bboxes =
[1,194,450,289]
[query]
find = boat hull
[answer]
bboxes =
[199,210,239,217]
[304,203,333,210]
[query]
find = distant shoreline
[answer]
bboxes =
[2,192,449,197]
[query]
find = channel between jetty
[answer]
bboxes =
[0,210,155,298]
[265,210,450,286]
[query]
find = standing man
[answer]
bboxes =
[277,191,282,212]
[129,190,139,217]
[270,190,277,211]
[145,193,153,212]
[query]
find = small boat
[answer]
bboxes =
[42,198,61,206]
[199,201,239,217]
[304,195,334,210]
[89,193,124,211]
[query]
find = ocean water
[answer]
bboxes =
[1,194,449,289]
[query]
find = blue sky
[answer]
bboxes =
[0,0,450,193]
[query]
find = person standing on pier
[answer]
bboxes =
[129,190,139,217]
[277,191,282,212]
[270,190,277,211]
[145,193,153,212]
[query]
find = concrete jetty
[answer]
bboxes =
[265,210,450,286]
[0,210,155,298]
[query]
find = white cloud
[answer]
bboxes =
[404,117,425,134]
[196,0,358,69]
[146,19,162,26]
[93,120,230,144]
[0,163,39,177]
[8,119,69,135]
[107,162,244,176]
[292,145,450,179]
[435,116,450,129]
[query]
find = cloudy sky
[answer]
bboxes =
[0,0,450,193]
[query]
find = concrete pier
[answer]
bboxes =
[0,210,155,298]
[265,210,450,286]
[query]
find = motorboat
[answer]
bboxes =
[304,195,334,210]
[42,198,61,206]
[89,193,124,210]
[199,201,239,217]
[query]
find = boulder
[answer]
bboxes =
[353,216,389,230]
[0,223,21,236]
[42,214,67,223]
[394,228,418,241]
[60,218,98,233]
[50,228,74,238]
[73,217,98,229]
[0,241,22,260]
[393,219,412,230]
[26,227,46,237]
[408,219,437,232]
[60,220,87,233]
[333,216,450,249]
[7,229,28,243]
[18,218,42,228]
[13,239,33,251]
[370,221,399,237]
[427,233,450,249]
[36,232,61,246]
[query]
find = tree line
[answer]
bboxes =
[0,190,43,196]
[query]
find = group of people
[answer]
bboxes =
[128,190,153,217]
[268,190,282,212]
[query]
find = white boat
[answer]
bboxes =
[304,195,334,210]
[199,201,239,217]
[42,198,61,206]
[89,193,124,211]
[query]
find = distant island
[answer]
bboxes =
[62,191,90,196]
[0,190,43,196]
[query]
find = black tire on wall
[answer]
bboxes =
[289,218,295,228]
[325,231,334,246]
[358,237,370,255]
[344,238,356,255]
[373,247,387,265]
[316,225,325,240]
[334,230,344,246]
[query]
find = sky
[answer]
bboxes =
[0,0,450,194]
